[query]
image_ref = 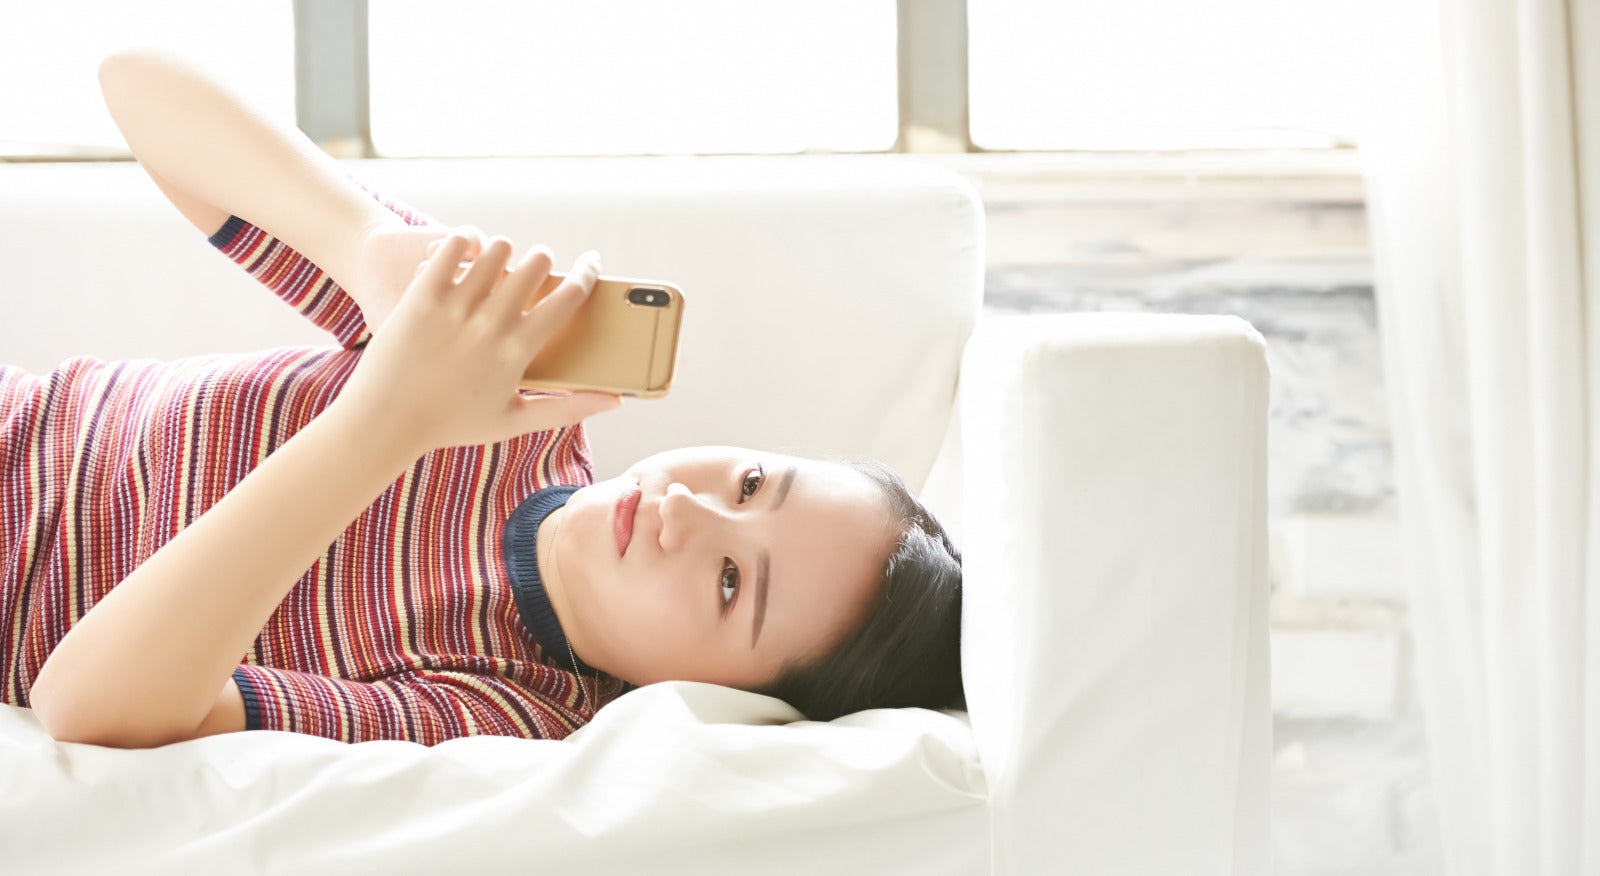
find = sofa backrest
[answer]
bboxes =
[0,156,984,496]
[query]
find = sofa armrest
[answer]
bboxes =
[960,313,1272,876]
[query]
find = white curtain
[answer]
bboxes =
[1357,0,1599,873]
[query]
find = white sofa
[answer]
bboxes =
[0,157,1272,875]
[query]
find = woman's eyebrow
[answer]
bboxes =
[769,464,796,511]
[752,464,797,649]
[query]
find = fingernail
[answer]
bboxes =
[520,244,551,267]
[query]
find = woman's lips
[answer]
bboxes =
[614,484,642,556]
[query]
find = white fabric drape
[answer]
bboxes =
[1358,0,1599,873]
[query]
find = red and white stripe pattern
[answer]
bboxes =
[0,180,623,745]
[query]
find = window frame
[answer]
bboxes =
[4,0,1362,194]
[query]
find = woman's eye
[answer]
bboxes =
[739,463,766,502]
[720,558,740,612]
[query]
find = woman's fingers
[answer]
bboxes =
[489,244,556,320]
[424,235,598,358]
[418,232,474,290]
[517,252,601,349]
[423,227,487,284]
[457,236,516,301]
[426,225,485,258]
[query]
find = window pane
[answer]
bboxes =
[0,1,295,158]
[969,0,1385,150]
[368,0,898,157]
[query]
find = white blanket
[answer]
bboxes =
[0,682,986,874]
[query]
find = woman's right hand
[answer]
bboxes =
[350,220,489,336]
[335,229,621,457]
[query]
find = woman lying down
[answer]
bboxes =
[1,50,964,748]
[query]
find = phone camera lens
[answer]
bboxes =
[629,287,667,308]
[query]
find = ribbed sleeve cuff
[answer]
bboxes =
[222,663,598,745]
[207,214,248,249]
[231,665,263,731]
[201,212,373,350]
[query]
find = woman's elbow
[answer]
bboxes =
[31,694,110,746]
[32,679,244,747]
[31,696,178,749]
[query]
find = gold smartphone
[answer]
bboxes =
[513,271,685,398]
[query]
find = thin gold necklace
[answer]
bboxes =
[565,639,590,707]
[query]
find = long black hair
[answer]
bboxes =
[747,459,965,721]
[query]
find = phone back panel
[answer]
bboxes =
[517,273,684,398]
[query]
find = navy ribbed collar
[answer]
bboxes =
[503,484,603,677]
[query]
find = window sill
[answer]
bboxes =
[8,144,1369,203]
[895,148,1367,203]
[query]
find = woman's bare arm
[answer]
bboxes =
[96,48,404,305]
[29,401,417,748]
[29,230,609,748]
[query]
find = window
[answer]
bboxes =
[0,1,295,158]
[968,0,1380,150]
[366,0,898,157]
[2,1,1376,161]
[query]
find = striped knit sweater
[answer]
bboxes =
[0,178,627,745]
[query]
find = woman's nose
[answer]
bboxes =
[657,482,701,552]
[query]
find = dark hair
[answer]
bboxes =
[746,458,965,722]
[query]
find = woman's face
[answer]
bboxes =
[536,446,900,689]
